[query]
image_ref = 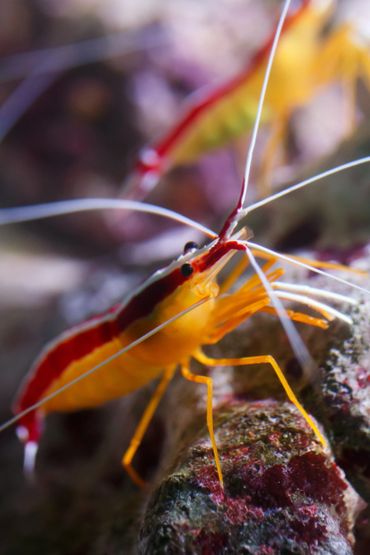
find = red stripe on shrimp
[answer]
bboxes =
[14,265,189,443]
[134,0,311,180]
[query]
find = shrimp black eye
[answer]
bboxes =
[183,241,199,254]
[181,263,194,277]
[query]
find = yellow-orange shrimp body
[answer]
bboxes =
[15,226,335,488]
[7,0,367,490]
[37,256,220,415]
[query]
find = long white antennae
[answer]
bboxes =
[273,281,357,305]
[245,246,316,374]
[246,240,370,296]
[220,0,292,240]
[274,290,353,325]
[0,298,210,435]
[0,198,217,238]
[244,156,370,214]
[242,0,292,206]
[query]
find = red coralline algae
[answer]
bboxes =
[288,453,347,509]
[302,296,370,503]
[139,402,361,554]
[194,529,228,555]
[196,464,225,505]
[291,514,326,545]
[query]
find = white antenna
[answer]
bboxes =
[242,0,292,206]
[220,0,293,240]
[0,298,210,435]
[245,247,315,374]
[245,157,370,214]
[246,240,370,296]
[0,198,217,238]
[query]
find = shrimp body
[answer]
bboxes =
[128,0,369,199]
[15,227,337,488]
[318,23,370,91]
[14,241,236,446]
[7,0,366,488]
[128,0,312,196]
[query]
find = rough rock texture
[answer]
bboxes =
[0,248,369,554]
[1,241,369,555]
[137,248,370,554]
[139,401,361,554]
[305,289,370,502]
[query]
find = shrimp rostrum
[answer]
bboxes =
[1,0,369,490]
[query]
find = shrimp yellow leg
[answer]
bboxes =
[220,255,278,294]
[122,367,175,488]
[219,256,250,294]
[195,350,327,448]
[181,363,224,489]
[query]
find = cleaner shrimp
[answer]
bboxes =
[1,0,368,217]
[0,0,369,495]
[123,0,370,200]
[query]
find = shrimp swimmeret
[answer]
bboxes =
[0,0,369,489]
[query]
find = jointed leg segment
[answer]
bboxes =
[195,350,326,448]
[181,363,224,488]
[122,367,175,487]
